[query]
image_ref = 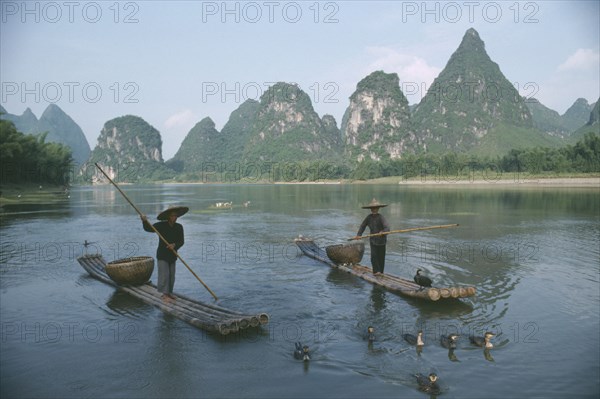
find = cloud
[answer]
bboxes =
[164,109,197,129]
[558,48,600,72]
[364,46,442,103]
[365,47,441,82]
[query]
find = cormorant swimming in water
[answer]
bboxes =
[403,330,424,346]
[293,342,310,361]
[469,332,495,349]
[440,333,460,349]
[415,373,440,394]
[365,326,376,342]
[414,269,432,290]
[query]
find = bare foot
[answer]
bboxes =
[168,293,176,300]
[161,294,172,302]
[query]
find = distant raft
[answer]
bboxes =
[77,254,269,335]
[295,237,476,301]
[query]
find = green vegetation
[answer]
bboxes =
[242,82,341,162]
[1,104,91,165]
[341,71,413,161]
[350,132,599,180]
[0,118,73,186]
[412,28,539,154]
[161,132,598,183]
[84,115,175,183]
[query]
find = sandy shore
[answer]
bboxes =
[394,177,600,187]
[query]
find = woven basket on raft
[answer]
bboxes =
[326,242,365,265]
[105,256,154,286]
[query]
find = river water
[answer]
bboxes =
[1,183,598,398]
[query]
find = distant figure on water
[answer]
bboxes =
[354,198,390,275]
[141,205,187,302]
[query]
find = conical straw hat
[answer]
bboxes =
[361,198,388,209]
[157,205,189,220]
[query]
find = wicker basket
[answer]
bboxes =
[105,256,154,286]
[326,242,365,265]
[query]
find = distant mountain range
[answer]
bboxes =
[526,97,595,139]
[2,28,598,181]
[0,104,91,165]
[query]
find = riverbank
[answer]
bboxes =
[385,176,600,187]
[166,175,600,187]
[0,183,70,207]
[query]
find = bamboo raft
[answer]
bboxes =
[77,254,269,335]
[295,237,476,301]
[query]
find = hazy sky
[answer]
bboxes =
[1,0,599,159]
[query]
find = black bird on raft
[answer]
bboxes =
[403,330,425,346]
[440,333,460,349]
[415,373,440,395]
[414,269,432,290]
[293,342,310,361]
[469,332,495,349]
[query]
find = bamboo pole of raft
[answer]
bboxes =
[348,224,459,241]
[94,163,219,301]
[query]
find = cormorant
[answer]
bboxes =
[440,333,460,349]
[415,373,440,395]
[365,326,376,342]
[403,330,424,346]
[414,269,432,290]
[293,342,310,361]
[469,332,495,349]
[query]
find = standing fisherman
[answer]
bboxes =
[141,205,187,302]
[354,199,390,276]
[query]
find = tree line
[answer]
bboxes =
[0,118,73,185]
[173,132,599,182]
[349,132,600,181]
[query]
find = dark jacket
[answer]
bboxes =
[357,213,390,246]
[143,220,184,263]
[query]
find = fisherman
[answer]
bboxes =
[354,198,390,275]
[141,205,187,302]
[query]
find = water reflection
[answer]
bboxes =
[0,203,72,225]
[105,291,153,318]
[483,348,495,362]
[370,286,387,313]
[447,348,459,362]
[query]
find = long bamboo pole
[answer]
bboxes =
[94,163,218,300]
[348,224,459,241]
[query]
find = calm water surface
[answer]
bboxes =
[1,184,599,398]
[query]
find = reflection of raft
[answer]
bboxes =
[77,254,269,335]
[295,237,476,301]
